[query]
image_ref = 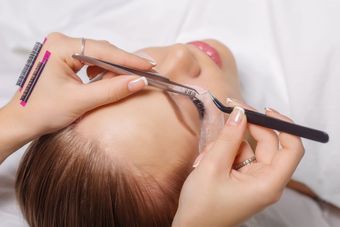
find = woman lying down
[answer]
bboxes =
[15,39,298,227]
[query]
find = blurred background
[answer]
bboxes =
[1,0,339,226]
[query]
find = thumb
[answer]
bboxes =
[77,74,147,111]
[200,106,247,173]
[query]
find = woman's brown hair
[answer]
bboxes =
[16,126,192,227]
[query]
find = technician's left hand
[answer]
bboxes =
[1,32,154,160]
[8,32,154,136]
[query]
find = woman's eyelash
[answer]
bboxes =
[191,97,205,119]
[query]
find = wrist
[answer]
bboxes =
[172,214,191,227]
[172,210,205,227]
[0,104,34,163]
[172,209,234,227]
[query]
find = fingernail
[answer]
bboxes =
[134,51,157,66]
[193,153,204,168]
[128,77,148,91]
[264,107,279,113]
[227,106,244,126]
[226,97,239,107]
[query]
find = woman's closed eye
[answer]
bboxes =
[190,97,205,119]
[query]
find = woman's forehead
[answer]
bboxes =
[74,89,199,149]
[73,90,199,178]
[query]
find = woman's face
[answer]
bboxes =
[75,40,241,180]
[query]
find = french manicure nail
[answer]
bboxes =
[128,77,148,92]
[227,106,245,126]
[226,97,234,105]
[226,97,240,107]
[134,51,157,66]
[264,107,279,113]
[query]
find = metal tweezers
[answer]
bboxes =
[72,54,329,143]
[73,54,199,98]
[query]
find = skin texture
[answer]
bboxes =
[75,40,243,181]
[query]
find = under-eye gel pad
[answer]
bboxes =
[190,86,225,153]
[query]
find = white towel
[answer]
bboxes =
[0,0,339,225]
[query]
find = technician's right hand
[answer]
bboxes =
[172,105,305,227]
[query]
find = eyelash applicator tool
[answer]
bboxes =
[207,93,329,143]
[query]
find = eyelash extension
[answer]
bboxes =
[20,50,51,107]
[16,42,43,88]
[191,97,205,119]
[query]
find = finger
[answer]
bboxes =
[267,109,305,184]
[249,111,279,164]
[226,99,279,164]
[226,97,255,110]
[88,70,117,83]
[249,124,279,164]
[192,143,214,168]
[83,38,156,69]
[75,74,148,111]
[199,106,247,173]
[266,108,303,152]
[45,33,155,73]
[233,141,254,164]
[233,141,256,173]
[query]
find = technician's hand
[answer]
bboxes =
[0,32,154,163]
[172,104,304,227]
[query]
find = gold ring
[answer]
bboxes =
[233,156,256,170]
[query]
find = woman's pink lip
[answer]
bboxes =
[187,41,222,68]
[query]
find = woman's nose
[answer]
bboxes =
[161,44,201,81]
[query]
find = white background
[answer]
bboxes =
[1,0,339,226]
